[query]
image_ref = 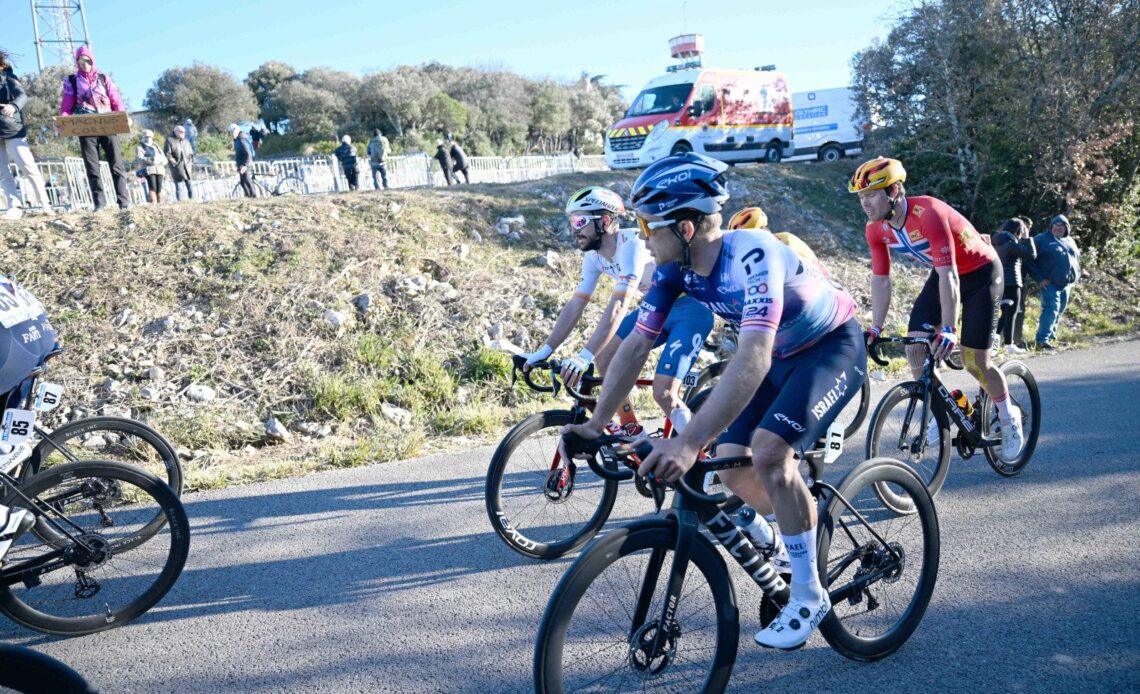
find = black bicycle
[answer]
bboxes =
[864,335,1041,513]
[2,347,184,495]
[0,460,189,636]
[533,434,939,692]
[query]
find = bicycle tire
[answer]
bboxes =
[0,460,190,636]
[534,521,738,693]
[843,379,872,440]
[981,361,1042,476]
[817,457,940,661]
[865,382,951,514]
[26,416,184,495]
[0,644,95,693]
[485,410,618,560]
[274,175,308,196]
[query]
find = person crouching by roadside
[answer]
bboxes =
[164,124,194,201]
[0,50,53,219]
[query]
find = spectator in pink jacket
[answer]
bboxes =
[60,46,130,211]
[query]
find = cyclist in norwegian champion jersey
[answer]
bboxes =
[563,153,865,650]
[849,157,1025,461]
[520,186,714,433]
[0,274,57,561]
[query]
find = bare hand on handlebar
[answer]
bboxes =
[637,435,700,484]
[558,419,606,465]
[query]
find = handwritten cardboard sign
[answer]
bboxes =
[55,112,130,137]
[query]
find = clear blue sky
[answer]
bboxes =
[1,0,903,110]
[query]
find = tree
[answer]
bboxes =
[246,61,297,129]
[528,82,570,154]
[144,63,258,133]
[354,67,437,137]
[271,80,347,140]
[422,92,468,137]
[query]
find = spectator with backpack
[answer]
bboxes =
[134,129,168,204]
[992,218,1036,353]
[59,46,130,211]
[0,50,53,219]
[228,123,256,197]
[366,129,390,190]
[333,135,360,191]
[449,139,470,184]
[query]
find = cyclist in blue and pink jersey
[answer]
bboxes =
[849,156,1024,461]
[563,153,866,650]
[520,186,713,434]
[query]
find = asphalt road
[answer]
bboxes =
[8,339,1140,693]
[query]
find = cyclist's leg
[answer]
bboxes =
[604,307,661,431]
[906,270,942,378]
[650,295,715,418]
[959,261,1009,399]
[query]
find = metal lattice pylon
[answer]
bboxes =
[29,0,92,72]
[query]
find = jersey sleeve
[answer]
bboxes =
[734,235,784,335]
[633,267,681,339]
[573,253,601,299]
[920,205,956,269]
[613,231,651,296]
[866,223,891,276]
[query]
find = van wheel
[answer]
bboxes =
[670,142,693,156]
[819,145,844,162]
[764,142,783,163]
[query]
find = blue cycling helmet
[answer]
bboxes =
[630,152,730,218]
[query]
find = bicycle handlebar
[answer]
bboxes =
[867,334,965,371]
[510,354,601,400]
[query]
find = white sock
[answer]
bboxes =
[784,527,824,603]
[994,396,1014,422]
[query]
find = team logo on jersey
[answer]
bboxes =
[912,204,925,217]
[741,248,765,275]
[907,228,924,242]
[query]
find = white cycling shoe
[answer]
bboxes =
[755,592,831,650]
[999,405,1026,462]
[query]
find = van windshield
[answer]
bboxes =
[625,84,693,118]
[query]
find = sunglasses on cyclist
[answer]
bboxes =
[636,216,676,238]
[569,214,601,231]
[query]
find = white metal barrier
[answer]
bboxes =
[5,151,610,212]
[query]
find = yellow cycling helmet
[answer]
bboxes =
[728,206,769,230]
[848,157,906,194]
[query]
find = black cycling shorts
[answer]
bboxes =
[719,318,866,452]
[909,260,1003,350]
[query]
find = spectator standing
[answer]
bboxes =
[366,129,390,190]
[0,51,53,218]
[60,46,131,211]
[1012,215,1034,346]
[1027,214,1081,350]
[135,129,167,204]
[250,123,266,152]
[433,140,453,186]
[333,135,360,191]
[164,124,194,201]
[449,140,470,184]
[229,123,256,198]
[184,118,198,154]
[992,218,1036,354]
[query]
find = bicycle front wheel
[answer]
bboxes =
[818,457,940,661]
[534,522,738,693]
[981,361,1041,476]
[26,416,183,495]
[274,175,308,196]
[865,383,951,513]
[0,461,190,636]
[485,410,618,559]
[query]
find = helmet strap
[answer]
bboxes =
[670,223,693,268]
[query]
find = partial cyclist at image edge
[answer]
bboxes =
[520,185,713,436]
[563,152,867,650]
[0,273,58,560]
[850,156,1025,462]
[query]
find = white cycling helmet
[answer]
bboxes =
[565,186,625,216]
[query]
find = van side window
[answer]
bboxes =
[700,85,716,114]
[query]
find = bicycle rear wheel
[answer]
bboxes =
[274,175,308,196]
[981,361,1041,476]
[534,522,737,693]
[865,382,951,513]
[818,457,940,661]
[0,461,190,636]
[26,416,183,495]
[485,410,618,559]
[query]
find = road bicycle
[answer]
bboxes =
[864,334,1041,513]
[3,347,183,495]
[533,432,939,692]
[486,348,872,560]
[230,167,309,198]
[0,459,189,636]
